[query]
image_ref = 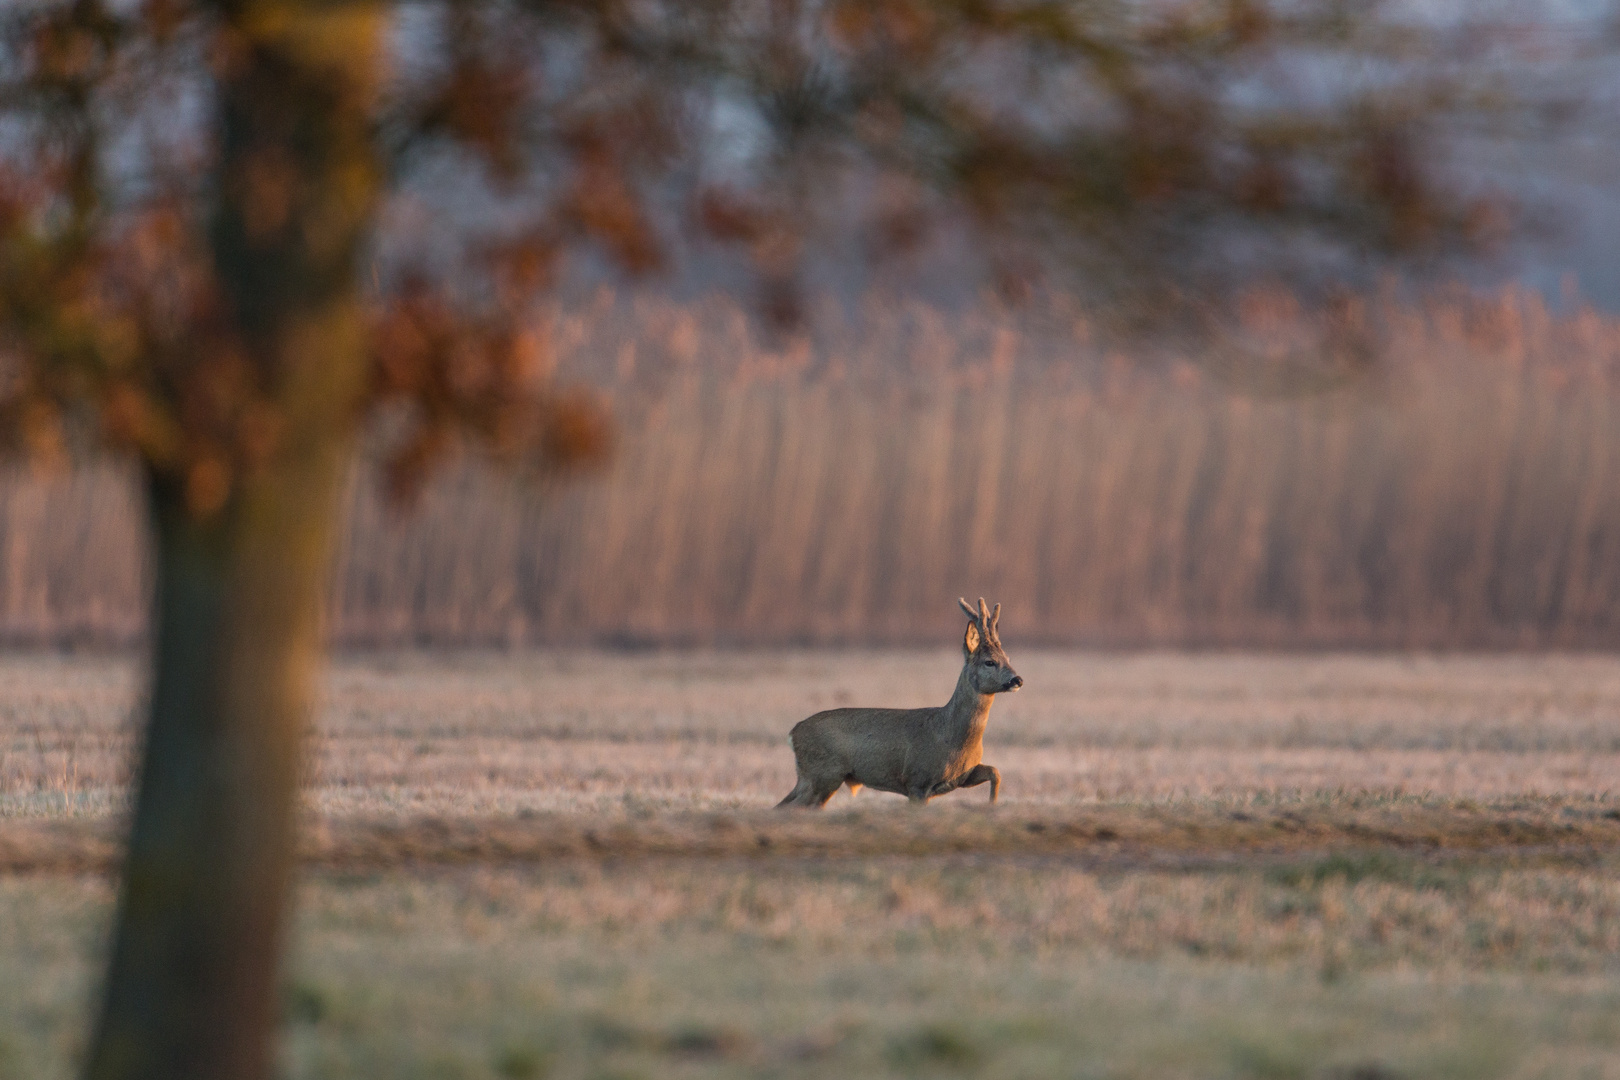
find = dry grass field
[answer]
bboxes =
[3,648,1620,1079]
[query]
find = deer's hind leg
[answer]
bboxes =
[777,772,843,809]
[776,778,814,808]
[959,764,1001,803]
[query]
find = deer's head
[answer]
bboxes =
[959,597,1023,695]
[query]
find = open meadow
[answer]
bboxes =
[3,649,1620,1079]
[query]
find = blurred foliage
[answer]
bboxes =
[0,0,1591,506]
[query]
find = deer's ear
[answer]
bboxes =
[963,622,981,656]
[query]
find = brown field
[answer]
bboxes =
[4,649,1620,1079]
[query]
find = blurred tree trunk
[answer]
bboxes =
[85,458,349,1080]
[85,5,382,1078]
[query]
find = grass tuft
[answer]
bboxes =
[282,981,329,1026]
[493,1044,548,1079]
[887,1024,983,1070]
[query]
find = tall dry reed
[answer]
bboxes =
[6,286,1620,647]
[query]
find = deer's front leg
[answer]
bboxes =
[960,764,1001,803]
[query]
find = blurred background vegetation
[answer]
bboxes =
[6,284,1620,649]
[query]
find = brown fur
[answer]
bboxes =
[777,598,1023,807]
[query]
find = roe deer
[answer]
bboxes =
[777,598,1022,808]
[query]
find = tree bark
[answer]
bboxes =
[85,4,382,1077]
[86,456,347,1080]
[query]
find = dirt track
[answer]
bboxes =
[7,798,1619,875]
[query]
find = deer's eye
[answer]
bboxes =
[982,658,997,667]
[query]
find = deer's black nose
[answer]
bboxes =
[1008,675,1024,690]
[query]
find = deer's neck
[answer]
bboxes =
[939,665,994,748]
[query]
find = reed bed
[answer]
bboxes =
[4,286,1620,646]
